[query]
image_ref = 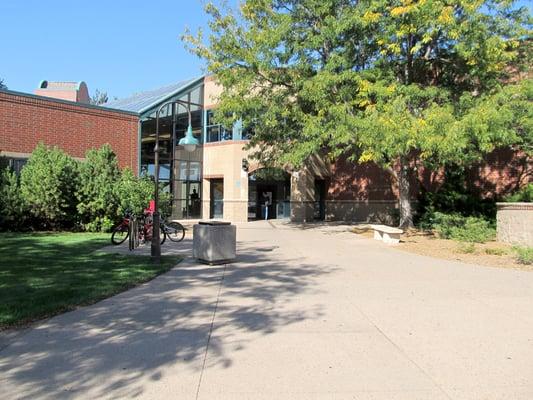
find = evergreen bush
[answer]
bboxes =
[0,168,27,230]
[19,144,79,229]
[77,145,121,232]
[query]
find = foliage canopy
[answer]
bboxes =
[185,0,532,226]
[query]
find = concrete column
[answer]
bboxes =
[222,156,249,223]
[290,169,315,223]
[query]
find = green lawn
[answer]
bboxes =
[0,232,180,328]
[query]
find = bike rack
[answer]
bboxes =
[128,216,141,251]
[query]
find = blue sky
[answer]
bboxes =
[0,0,231,99]
[1,0,530,100]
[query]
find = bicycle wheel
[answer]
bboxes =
[111,225,129,245]
[159,226,166,245]
[165,222,185,242]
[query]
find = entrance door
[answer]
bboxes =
[314,179,326,220]
[210,179,224,219]
[256,184,277,220]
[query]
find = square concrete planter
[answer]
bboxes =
[193,221,237,264]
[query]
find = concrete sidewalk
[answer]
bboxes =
[1,221,532,399]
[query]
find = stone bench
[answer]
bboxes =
[371,225,403,245]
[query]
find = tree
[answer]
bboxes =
[184,0,531,227]
[77,144,121,232]
[20,143,79,229]
[115,169,154,215]
[90,89,109,105]
[0,78,7,90]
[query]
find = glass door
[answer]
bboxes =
[210,179,224,219]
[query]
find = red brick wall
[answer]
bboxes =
[0,90,139,170]
[328,150,532,202]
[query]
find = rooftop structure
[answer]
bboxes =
[34,80,90,103]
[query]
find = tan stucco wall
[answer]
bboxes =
[204,76,223,109]
[496,203,533,247]
[202,141,252,222]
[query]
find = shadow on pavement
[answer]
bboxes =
[0,240,334,399]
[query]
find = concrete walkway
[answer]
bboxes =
[1,221,532,399]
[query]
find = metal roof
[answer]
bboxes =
[105,76,204,114]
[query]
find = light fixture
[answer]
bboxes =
[179,124,200,152]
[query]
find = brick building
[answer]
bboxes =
[1,77,529,223]
[0,87,138,172]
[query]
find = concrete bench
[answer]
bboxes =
[371,225,403,245]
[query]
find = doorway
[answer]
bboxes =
[314,179,326,220]
[248,168,291,220]
[257,184,277,220]
[210,179,224,219]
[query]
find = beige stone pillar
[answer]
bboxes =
[290,168,315,222]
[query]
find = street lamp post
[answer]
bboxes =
[152,99,201,263]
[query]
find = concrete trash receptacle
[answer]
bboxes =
[193,221,236,264]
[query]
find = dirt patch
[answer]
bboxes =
[352,226,532,271]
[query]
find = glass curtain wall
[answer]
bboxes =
[140,85,204,219]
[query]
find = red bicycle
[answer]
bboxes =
[111,211,166,245]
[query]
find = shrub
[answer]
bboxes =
[115,169,155,216]
[416,167,497,225]
[19,144,79,229]
[504,183,533,203]
[426,212,465,238]
[84,216,115,233]
[427,212,495,243]
[448,217,496,243]
[0,168,27,230]
[77,145,121,232]
[513,246,533,265]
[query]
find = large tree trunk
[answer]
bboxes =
[385,160,415,228]
[397,160,414,229]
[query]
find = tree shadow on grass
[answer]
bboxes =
[0,237,334,399]
[0,233,177,328]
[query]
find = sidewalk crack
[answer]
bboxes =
[195,263,227,400]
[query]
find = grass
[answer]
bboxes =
[513,246,533,265]
[0,232,180,328]
[484,247,507,256]
[457,242,476,254]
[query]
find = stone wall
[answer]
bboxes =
[496,203,533,247]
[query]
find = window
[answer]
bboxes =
[3,158,27,176]
[205,110,254,142]
[205,110,231,142]
[138,83,204,219]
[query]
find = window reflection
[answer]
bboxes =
[139,84,204,219]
